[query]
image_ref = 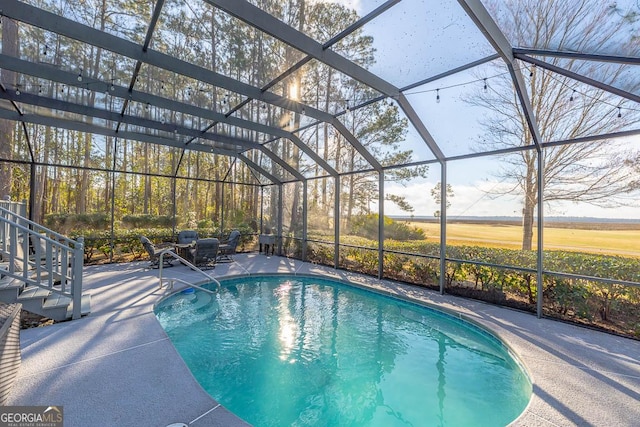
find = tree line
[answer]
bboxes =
[0,0,423,235]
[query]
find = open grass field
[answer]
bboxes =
[402,220,640,258]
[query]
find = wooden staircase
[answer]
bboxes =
[0,200,90,321]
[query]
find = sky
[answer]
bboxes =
[383,178,640,219]
[328,0,640,220]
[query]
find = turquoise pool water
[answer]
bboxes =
[155,275,531,427]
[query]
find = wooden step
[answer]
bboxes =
[0,276,20,289]
[17,286,50,300]
[40,293,72,321]
[0,276,23,303]
[43,292,91,319]
[16,286,60,319]
[42,293,71,309]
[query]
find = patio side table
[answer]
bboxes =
[259,234,275,255]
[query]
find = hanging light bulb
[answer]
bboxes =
[261,103,267,111]
[110,79,115,92]
[223,93,229,104]
[60,85,65,94]
[160,114,166,124]
[38,85,42,94]
[187,87,192,97]
[529,66,534,77]
[145,102,150,112]
[436,89,440,103]
[42,45,48,56]
[617,107,622,118]
[15,85,20,96]
[345,99,350,111]
[77,69,83,82]
[483,78,488,91]
[301,107,306,116]
[570,89,575,102]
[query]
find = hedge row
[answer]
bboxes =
[44,213,110,233]
[70,226,256,263]
[43,213,180,233]
[121,215,174,229]
[306,240,640,339]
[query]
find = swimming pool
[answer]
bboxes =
[155,275,532,426]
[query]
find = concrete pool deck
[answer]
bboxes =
[6,253,640,426]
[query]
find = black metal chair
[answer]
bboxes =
[217,230,240,262]
[189,238,219,270]
[177,230,199,245]
[140,236,173,269]
[176,230,199,262]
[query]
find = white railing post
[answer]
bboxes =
[0,208,7,256]
[7,223,16,274]
[17,199,26,219]
[72,237,84,320]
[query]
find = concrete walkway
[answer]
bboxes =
[6,254,640,426]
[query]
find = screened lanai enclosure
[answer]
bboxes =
[0,0,639,336]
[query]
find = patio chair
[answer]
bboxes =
[189,238,219,270]
[176,230,199,262]
[177,230,199,245]
[217,230,241,262]
[140,236,174,269]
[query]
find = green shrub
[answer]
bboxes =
[340,247,379,276]
[121,214,174,229]
[307,242,334,266]
[197,219,214,229]
[405,257,439,286]
[71,228,174,263]
[44,212,109,233]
